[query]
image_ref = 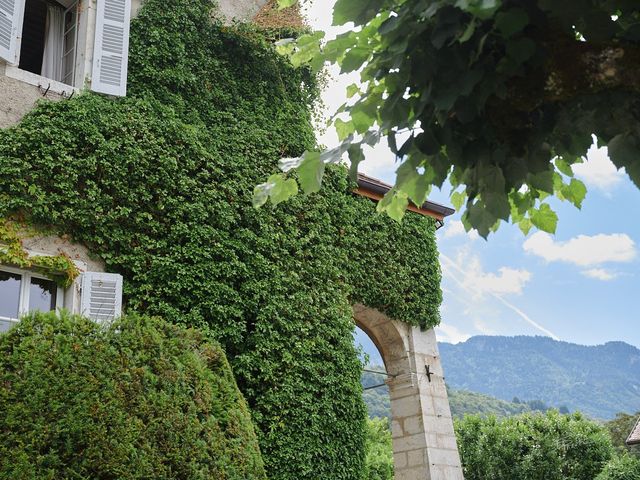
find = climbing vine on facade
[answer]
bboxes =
[0,0,444,478]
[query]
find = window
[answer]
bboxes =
[15,0,78,84]
[0,0,131,95]
[0,267,62,332]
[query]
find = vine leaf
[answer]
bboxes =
[253,174,298,208]
[608,134,640,188]
[494,8,529,38]
[298,152,325,194]
[377,189,409,222]
[277,0,297,9]
[530,204,558,233]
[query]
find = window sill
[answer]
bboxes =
[5,66,79,97]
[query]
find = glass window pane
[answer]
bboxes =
[29,277,57,312]
[0,271,22,319]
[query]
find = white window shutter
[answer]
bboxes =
[80,272,123,322]
[0,0,25,64]
[91,0,130,96]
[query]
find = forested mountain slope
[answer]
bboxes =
[439,336,640,419]
[362,370,538,419]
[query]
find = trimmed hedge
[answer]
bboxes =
[0,0,443,477]
[0,311,266,480]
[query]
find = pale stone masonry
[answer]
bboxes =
[353,304,464,480]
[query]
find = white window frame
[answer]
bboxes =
[5,0,83,95]
[0,265,64,325]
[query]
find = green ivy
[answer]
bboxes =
[0,0,443,478]
[0,219,79,287]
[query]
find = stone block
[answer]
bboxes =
[394,433,429,452]
[393,451,407,470]
[407,449,427,467]
[427,447,463,467]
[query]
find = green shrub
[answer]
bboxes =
[0,311,266,480]
[455,411,615,480]
[364,418,394,480]
[596,454,640,480]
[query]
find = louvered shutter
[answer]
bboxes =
[0,0,25,63]
[80,272,123,322]
[91,0,130,96]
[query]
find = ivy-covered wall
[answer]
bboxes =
[0,0,443,478]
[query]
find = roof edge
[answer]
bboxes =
[355,173,455,221]
[627,416,640,446]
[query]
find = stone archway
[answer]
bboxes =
[353,304,464,480]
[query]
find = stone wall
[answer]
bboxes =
[0,63,64,129]
[216,0,269,23]
[18,229,106,314]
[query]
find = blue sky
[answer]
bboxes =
[307,3,640,350]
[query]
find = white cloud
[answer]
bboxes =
[523,232,637,267]
[450,250,531,297]
[581,268,618,281]
[441,252,558,339]
[442,220,480,240]
[436,323,471,344]
[572,140,626,193]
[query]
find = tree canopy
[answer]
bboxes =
[262,0,640,237]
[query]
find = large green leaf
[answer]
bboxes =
[298,152,326,194]
[377,189,409,222]
[494,8,529,38]
[530,204,558,233]
[277,0,297,9]
[333,0,385,26]
[608,134,640,188]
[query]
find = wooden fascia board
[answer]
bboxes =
[354,187,445,221]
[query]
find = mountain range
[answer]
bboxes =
[439,335,640,419]
[356,332,640,419]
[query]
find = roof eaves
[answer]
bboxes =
[355,173,455,218]
[627,416,640,446]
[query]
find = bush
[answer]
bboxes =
[596,454,640,480]
[455,411,614,480]
[0,311,266,480]
[364,418,394,480]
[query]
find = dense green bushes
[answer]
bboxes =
[0,0,443,478]
[596,454,640,480]
[0,312,266,480]
[455,411,614,480]
[363,418,394,480]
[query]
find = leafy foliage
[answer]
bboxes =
[455,411,615,479]
[0,219,79,287]
[0,311,266,480]
[0,0,444,478]
[363,418,394,480]
[439,335,640,419]
[605,412,640,458]
[269,0,640,237]
[596,453,640,480]
[362,366,555,420]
